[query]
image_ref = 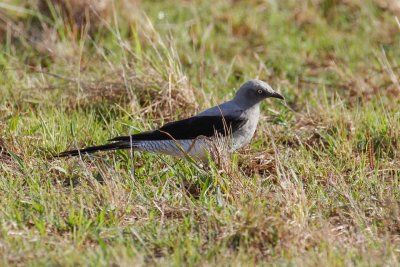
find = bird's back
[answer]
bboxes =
[195,100,244,118]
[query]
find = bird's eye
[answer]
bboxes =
[257,89,263,94]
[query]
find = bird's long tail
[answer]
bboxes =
[56,141,134,157]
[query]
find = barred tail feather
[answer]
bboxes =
[56,141,135,157]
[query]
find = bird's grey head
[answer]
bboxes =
[233,79,284,107]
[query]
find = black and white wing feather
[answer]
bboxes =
[57,115,247,157]
[110,115,247,142]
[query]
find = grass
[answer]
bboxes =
[1,0,400,266]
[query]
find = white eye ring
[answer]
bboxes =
[257,89,263,94]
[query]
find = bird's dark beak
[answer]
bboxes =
[271,92,284,100]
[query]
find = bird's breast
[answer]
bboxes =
[232,106,260,150]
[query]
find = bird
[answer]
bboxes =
[57,80,284,160]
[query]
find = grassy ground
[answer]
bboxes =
[1,0,400,266]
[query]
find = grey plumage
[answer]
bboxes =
[57,79,284,160]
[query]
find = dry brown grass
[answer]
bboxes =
[20,67,198,119]
[37,0,112,32]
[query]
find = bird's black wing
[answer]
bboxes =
[109,115,247,142]
[57,115,247,157]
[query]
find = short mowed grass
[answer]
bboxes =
[1,0,400,266]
